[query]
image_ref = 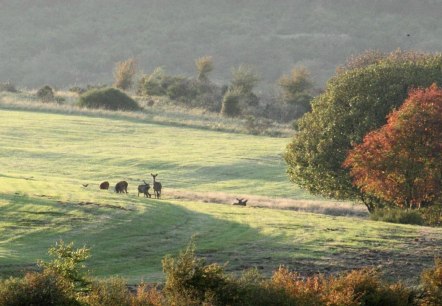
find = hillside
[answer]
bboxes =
[0,109,441,285]
[1,0,442,88]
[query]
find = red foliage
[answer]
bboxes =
[343,84,442,209]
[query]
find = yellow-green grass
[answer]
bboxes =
[0,109,441,285]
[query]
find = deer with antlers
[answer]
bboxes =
[151,173,162,199]
[138,180,151,198]
[233,198,248,206]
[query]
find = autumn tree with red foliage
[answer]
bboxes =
[343,84,442,210]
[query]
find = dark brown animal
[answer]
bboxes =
[233,198,248,206]
[151,173,162,199]
[115,181,128,193]
[138,180,151,198]
[99,181,110,190]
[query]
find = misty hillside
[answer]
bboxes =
[1,0,442,88]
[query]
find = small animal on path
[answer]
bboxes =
[115,181,128,193]
[138,180,151,198]
[151,173,162,199]
[99,181,110,190]
[233,198,248,206]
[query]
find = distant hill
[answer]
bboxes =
[1,0,442,88]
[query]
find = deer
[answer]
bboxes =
[115,181,128,193]
[99,181,110,190]
[233,198,248,206]
[151,173,162,199]
[138,180,151,198]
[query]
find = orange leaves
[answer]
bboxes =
[343,84,442,209]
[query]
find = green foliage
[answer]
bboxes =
[86,277,131,306]
[69,86,86,94]
[421,259,442,306]
[113,58,137,90]
[137,67,223,111]
[221,88,241,117]
[0,271,79,306]
[36,85,55,102]
[0,81,18,93]
[78,87,140,111]
[195,56,214,82]
[38,240,90,291]
[285,51,442,211]
[370,209,424,226]
[230,65,259,95]
[278,67,313,111]
[162,240,234,305]
[420,205,442,227]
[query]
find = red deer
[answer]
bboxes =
[100,181,110,190]
[151,173,162,199]
[138,180,151,198]
[233,198,248,206]
[115,181,128,193]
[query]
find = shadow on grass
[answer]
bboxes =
[0,193,440,285]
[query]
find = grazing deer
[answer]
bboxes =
[115,181,128,193]
[233,198,248,206]
[100,181,110,190]
[151,173,162,199]
[138,180,151,198]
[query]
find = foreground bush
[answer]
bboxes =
[421,259,442,306]
[0,271,79,306]
[79,87,140,111]
[4,240,442,305]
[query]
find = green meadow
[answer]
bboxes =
[1,109,441,285]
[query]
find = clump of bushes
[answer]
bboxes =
[36,85,55,102]
[78,87,140,111]
[137,67,223,112]
[2,240,441,305]
[0,81,18,93]
[370,208,425,225]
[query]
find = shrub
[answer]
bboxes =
[370,209,425,225]
[221,88,242,117]
[69,86,86,94]
[86,277,131,306]
[421,259,442,306]
[114,58,137,90]
[0,271,79,306]
[78,87,140,111]
[0,81,18,93]
[131,284,165,306]
[269,267,415,306]
[36,85,55,102]
[162,240,236,306]
[195,56,214,82]
[420,205,442,227]
[38,240,90,292]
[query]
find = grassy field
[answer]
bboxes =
[1,108,441,285]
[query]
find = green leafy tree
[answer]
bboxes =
[195,56,214,82]
[284,51,442,212]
